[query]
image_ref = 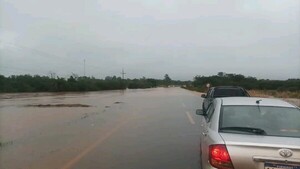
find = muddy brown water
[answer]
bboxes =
[0,88,299,169]
[0,88,203,169]
[0,90,125,143]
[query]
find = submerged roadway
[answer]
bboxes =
[0,87,204,169]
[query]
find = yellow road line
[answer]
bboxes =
[61,118,131,169]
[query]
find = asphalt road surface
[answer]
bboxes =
[0,87,204,169]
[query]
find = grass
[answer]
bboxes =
[182,86,300,99]
[0,140,13,148]
[182,86,300,106]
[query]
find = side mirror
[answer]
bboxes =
[196,109,205,116]
[201,94,206,98]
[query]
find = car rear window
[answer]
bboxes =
[213,88,247,97]
[220,106,300,138]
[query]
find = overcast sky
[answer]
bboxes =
[0,0,299,80]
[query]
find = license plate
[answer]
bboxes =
[265,162,300,169]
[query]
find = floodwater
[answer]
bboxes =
[0,90,125,143]
[1,87,298,169]
[0,87,203,169]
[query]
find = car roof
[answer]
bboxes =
[219,97,296,108]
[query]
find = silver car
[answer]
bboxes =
[196,97,300,169]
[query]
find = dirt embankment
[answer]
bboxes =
[248,90,300,99]
[248,90,300,107]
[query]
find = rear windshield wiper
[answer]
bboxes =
[219,127,267,135]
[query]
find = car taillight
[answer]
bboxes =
[209,144,234,169]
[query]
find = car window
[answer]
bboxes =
[213,88,247,97]
[220,106,300,138]
[243,90,250,96]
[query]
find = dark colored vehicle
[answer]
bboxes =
[201,86,250,112]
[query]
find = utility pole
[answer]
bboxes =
[84,59,86,76]
[121,68,126,80]
[120,68,126,90]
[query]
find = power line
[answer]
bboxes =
[3,43,104,70]
[1,43,125,78]
[0,65,48,75]
[2,43,105,76]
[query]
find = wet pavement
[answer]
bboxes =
[0,87,204,169]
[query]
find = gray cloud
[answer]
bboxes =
[0,0,299,80]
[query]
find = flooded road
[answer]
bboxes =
[0,87,203,169]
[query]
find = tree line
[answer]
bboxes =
[0,74,184,93]
[0,72,299,93]
[190,72,300,92]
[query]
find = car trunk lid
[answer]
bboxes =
[220,133,300,169]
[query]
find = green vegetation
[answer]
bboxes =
[0,74,184,93]
[1,72,299,98]
[191,72,300,92]
[0,140,13,148]
[188,72,300,98]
